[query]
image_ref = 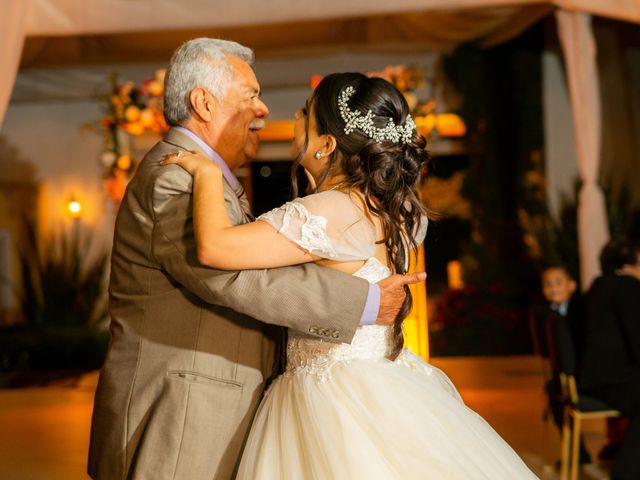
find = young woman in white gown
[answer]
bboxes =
[162,72,538,479]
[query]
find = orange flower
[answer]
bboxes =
[124,105,141,122]
[310,74,323,90]
[100,116,115,128]
[154,111,169,133]
[105,171,128,202]
[147,80,163,97]
[139,108,155,128]
[118,82,134,100]
[122,122,144,135]
[116,155,132,170]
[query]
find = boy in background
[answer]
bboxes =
[531,264,591,465]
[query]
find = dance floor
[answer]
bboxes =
[0,356,609,479]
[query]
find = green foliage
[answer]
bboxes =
[0,220,110,382]
[16,219,108,327]
[432,28,546,355]
[0,326,109,383]
[520,176,640,289]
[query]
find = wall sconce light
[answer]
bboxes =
[67,195,82,219]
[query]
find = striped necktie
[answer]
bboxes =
[234,185,254,221]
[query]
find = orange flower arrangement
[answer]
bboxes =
[311,65,465,139]
[98,69,168,203]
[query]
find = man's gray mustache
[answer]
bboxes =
[249,119,265,130]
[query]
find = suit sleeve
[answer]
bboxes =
[617,279,640,363]
[149,166,368,343]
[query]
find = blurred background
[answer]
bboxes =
[1,1,640,479]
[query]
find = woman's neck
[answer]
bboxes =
[317,174,348,193]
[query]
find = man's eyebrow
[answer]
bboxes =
[243,86,261,96]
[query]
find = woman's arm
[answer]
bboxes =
[161,151,319,270]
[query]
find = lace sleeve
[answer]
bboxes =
[257,191,376,261]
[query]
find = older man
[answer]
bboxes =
[88,38,423,480]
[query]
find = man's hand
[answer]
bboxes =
[376,272,426,325]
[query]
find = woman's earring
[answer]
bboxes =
[314,151,323,160]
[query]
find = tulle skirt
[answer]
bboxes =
[236,350,538,479]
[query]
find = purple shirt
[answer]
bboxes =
[174,126,380,326]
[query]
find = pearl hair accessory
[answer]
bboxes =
[314,150,323,160]
[338,86,416,144]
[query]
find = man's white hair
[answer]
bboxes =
[163,38,254,126]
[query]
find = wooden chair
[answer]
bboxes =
[545,318,621,480]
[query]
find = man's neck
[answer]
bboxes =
[173,126,242,192]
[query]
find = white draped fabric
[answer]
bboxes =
[2,0,640,126]
[556,11,610,288]
[0,0,30,127]
[20,0,640,35]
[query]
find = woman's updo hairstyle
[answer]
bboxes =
[292,72,430,360]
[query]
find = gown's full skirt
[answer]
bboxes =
[238,199,537,478]
[236,329,538,479]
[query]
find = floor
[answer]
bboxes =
[0,356,611,479]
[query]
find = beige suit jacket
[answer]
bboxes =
[88,128,370,480]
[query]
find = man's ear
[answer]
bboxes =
[568,279,577,295]
[189,87,213,122]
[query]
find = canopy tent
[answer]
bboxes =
[3,0,639,289]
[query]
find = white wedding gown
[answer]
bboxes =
[236,191,538,479]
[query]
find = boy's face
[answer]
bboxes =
[542,268,577,305]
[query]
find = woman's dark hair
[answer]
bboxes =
[599,237,640,274]
[292,72,430,360]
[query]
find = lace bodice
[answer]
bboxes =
[258,191,429,383]
[285,258,395,383]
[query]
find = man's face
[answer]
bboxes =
[542,268,576,305]
[211,56,269,169]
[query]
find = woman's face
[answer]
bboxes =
[292,99,329,181]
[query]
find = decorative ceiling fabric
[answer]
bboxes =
[21,0,640,37]
[18,6,553,69]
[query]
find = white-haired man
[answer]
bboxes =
[88,38,424,480]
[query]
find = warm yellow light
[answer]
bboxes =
[403,245,429,361]
[447,260,464,290]
[415,114,466,138]
[435,114,467,137]
[258,120,295,142]
[67,199,82,218]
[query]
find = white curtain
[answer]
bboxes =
[556,10,610,289]
[0,0,30,128]
[19,1,640,37]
